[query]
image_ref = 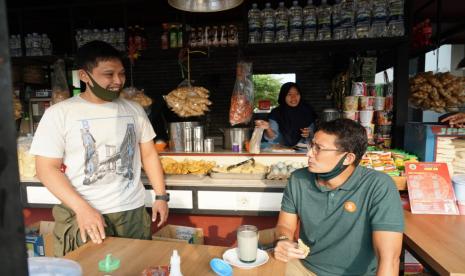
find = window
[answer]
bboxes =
[252,73,296,109]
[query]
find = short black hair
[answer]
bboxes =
[316,118,368,165]
[75,40,122,71]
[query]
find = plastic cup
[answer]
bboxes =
[343,96,358,111]
[359,110,374,124]
[343,111,358,121]
[359,96,374,110]
[373,97,386,111]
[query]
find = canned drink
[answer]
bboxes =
[194,139,204,152]
[183,127,192,140]
[193,126,204,140]
[184,140,193,152]
[204,138,214,152]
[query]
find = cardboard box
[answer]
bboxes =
[152,224,204,244]
[25,221,54,257]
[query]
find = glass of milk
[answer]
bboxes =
[237,225,258,263]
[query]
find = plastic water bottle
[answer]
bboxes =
[25,34,32,56]
[340,0,355,39]
[387,0,404,36]
[317,0,332,40]
[275,2,289,43]
[102,29,110,43]
[32,33,42,56]
[117,27,126,51]
[370,0,388,37]
[332,1,344,40]
[303,0,317,41]
[289,1,303,42]
[248,3,262,44]
[170,250,183,276]
[261,2,275,43]
[355,0,371,38]
[41,34,52,55]
[9,35,17,57]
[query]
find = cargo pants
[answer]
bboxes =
[52,204,152,257]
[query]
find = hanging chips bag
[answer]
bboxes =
[229,61,254,125]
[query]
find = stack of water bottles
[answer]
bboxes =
[9,33,53,57]
[247,0,404,44]
[8,34,22,57]
[75,28,126,51]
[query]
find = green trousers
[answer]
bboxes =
[52,204,152,257]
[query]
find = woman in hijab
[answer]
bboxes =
[255,82,317,147]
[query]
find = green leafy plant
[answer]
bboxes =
[252,75,282,107]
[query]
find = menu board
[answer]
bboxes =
[405,162,459,215]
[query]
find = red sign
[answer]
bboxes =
[405,162,459,215]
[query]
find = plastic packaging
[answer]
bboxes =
[170,250,183,276]
[17,135,36,179]
[210,258,233,276]
[275,2,289,43]
[249,127,264,154]
[317,0,332,40]
[261,3,275,43]
[303,0,317,41]
[51,59,70,105]
[229,61,254,126]
[248,3,262,44]
[355,0,371,38]
[28,257,82,276]
[289,1,303,42]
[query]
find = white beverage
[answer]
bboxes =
[237,225,258,263]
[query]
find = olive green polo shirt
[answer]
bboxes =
[281,166,404,276]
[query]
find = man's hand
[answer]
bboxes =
[75,203,107,244]
[441,112,465,128]
[152,200,169,227]
[274,239,307,262]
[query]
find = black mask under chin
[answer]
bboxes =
[315,154,349,181]
[86,72,121,101]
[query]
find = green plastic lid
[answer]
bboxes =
[98,254,120,273]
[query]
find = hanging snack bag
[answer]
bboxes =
[51,59,70,104]
[229,61,254,125]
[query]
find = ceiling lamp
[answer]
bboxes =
[168,0,243,13]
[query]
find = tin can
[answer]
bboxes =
[204,138,214,152]
[194,139,204,152]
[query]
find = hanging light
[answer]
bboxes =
[168,0,243,13]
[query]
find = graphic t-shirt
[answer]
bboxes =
[30,95,156,214]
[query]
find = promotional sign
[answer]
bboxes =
[405,162,459,215]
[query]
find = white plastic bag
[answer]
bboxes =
[249,127,264,154]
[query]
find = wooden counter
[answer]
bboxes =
[64,237,286,276]
[403,210,465,275]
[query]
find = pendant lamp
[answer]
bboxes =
[168,0,243,13]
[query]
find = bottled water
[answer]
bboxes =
[102,29,110,43]
[275,2,288,43]
[31,33,42,56]
[355,0,371,38]
[340,0,355,39]
[261,2,275,43]
[41,34,52,55]
[109,28,117,46]
[289,1,303,42]
[303,0,317,41]
[317,0,332,40]
[248,3,262,44]
[25,34,32,56]
[117,27,126,51]
[370,0,388,37]
[387,0,404,36]
[332,1,344,40]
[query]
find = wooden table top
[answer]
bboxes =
[64,237,286,276]
[403,210,465,275]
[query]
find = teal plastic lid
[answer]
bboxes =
[210,258,233,276]
[98,254,120,273]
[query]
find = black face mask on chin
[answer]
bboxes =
[315,154,349,181]
[86,72,121,101]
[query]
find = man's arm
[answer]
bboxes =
[140,140,168,227]
[373,231,403,276]
[35,156,106,244]
[274,210,306,262]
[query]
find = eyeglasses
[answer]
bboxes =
[307,141,342,155]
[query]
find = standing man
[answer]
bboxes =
[30,41,169,256]
[274,119,404,275]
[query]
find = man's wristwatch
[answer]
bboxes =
[274,235,289,247]
[155,193,170,202]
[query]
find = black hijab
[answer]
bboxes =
[268,82,317,146]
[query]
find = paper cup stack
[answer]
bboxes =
[344,83,393,147]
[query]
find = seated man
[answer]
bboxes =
[274,118,404,276]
